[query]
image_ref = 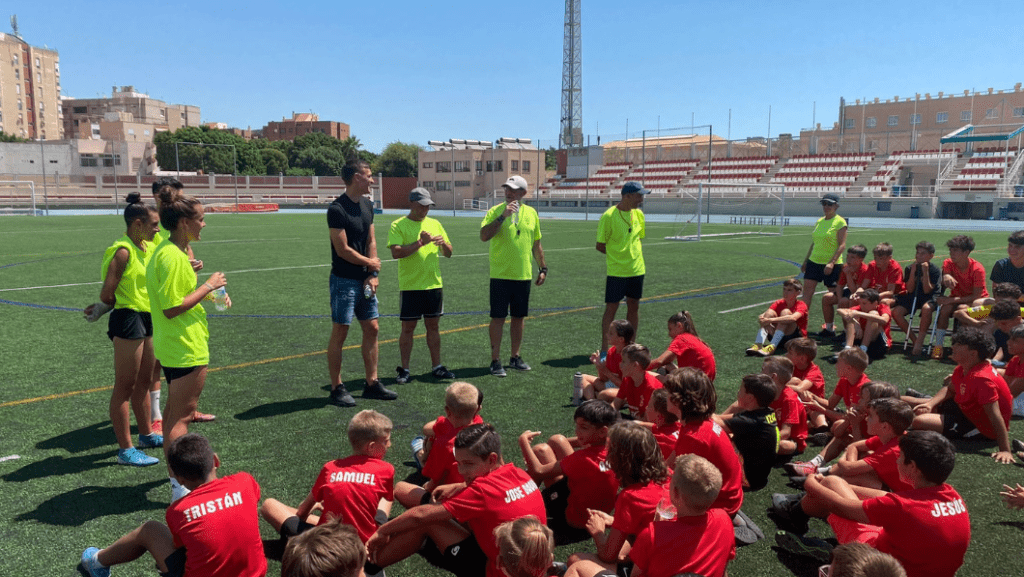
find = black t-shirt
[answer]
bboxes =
[991,257,1024,293]
[904,261,942,299]
[728,407,779,491]
[327,194,374,280]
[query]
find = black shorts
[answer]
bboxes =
[162,366,200,383]
[938,398,982,439]
[593,562,634,577]
[804,261,840,288]
[158,547,186,577]
[107,308,153,340]
[775,330,800,352]
[419,534,488,577]
[280,515,316,538]
[542,478,590,545]
[605,275,644,303]
[400,289,444,321]
[490,278,531,319]
[895,293,933,313]
[856,333,889,361]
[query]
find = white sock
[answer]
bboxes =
[809,454,824,466]
[150,390,162,421]
[817,466,831,475]
[770,330,785,347]
[755,329,768,345]
[859,344,868,353]
[825,322,834,331]
[169,477,190,503]
[432,364,443,371]
[934,329,946,345]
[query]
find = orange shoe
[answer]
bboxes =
[930,345,945,360]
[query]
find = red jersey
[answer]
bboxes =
[862,484,970,577]
[866,259,905,294]
[617,372,663,417]
[667,333,716,382]
[852,303,892,343]
[611,480,668,538]
[793,361,826,398]
[559,444,618,528]
[951,361,1012,439]
[165,472,267,577]
[442,463,546,577]
[652,422,681,460]
[769,386,808,452]
[422,415,484,485]
[630,509,736,577]
[769,298,809,336]
[673,420,743,515]
[1004,355,1024,381]
[839,262,870,291]
[834,372,870,410]
[311,455,394,543]
[604,345,623,380]
[942,257,989,299]
[862,435,913,492]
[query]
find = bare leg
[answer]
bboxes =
[510,316,525,359]
[111,337,145,449]
[95,520,176,573]
[399,320,417,369]
[373,519,470,568]
[162,367,207,465]
[801,279,819,309]
[395,481,430,509]
[625,297,640,342]
[489,318,505,361]
[424,316,442,367]
[600,301,620,352]
[360,318,379,383]
[328,323,349,388]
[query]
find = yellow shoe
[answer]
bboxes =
[745,344,761,356]
[759,344,776,356]
[930,345,944,359]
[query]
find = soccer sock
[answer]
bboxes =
[809,454,824,466]
[770,330,785,347]
[150,390,162,421]
[859,344,868,353]
[817,466,831,475]
[825,322,834,331]
[432,364,443,371]
[934,329,946,346]
[755,328,768,345]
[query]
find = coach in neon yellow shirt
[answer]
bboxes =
[387,187,455,384]
[596,181,648,353]
[480,175,548,377]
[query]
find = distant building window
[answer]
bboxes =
[910,114,921,125]
[80,154,98,167]
[876,202,892,212]
[486,160,504,172]
[102,155,122,167]
[523,160,531,173]
[454,161,470,172]
[422,181,433,188]
[1014,107,1024,118]
[15,84,20,94]
[455,180,471,187]
[475,160,483,171]
[866,117,877,128]
[35,58,40,67]
[936,112,949,124]
[511,160,519,171]
[422,162,433,169]
[144,130,150,136]
[887,115,899,127]
[961,111,972,122]
[436,181,451,191]
[844,119,855,129]
[436,162,451,173]
[986,108,999,119]
[73,106,87,114]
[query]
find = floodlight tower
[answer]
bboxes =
[559,0,583,149]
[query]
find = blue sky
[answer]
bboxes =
[13,0,1023,153]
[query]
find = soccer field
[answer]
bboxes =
[1,212,1020,577]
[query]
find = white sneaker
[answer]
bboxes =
[1013,393,1024,418]
[170,478,191,503]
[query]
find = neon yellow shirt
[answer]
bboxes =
[597,206,646,277]
[101,234,153,312]
[146,239,209,367]
[387,215,449,291]
[809,215,847,265]
[482,203,542,281]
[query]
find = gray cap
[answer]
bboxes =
[621,181,651,195]
[410,187,435,206]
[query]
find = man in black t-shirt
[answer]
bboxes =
[325,160,397,406]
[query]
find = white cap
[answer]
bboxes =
[503,175,528,191]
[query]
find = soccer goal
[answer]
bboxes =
[665,182,787,241]
[0,180,40,215]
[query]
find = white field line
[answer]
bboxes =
[718,290,828,314]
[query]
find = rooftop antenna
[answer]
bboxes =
[10,14,21,39]
[559,0,582,149]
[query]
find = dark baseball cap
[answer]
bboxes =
[621,181,650,195]
[820,193,840,205]
[409,187,435,206]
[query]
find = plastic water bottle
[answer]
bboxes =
[212,287,229,311]
[572,372,583,406]
[656,496,677,520]
[364,284,373,299]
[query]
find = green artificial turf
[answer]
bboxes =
[1,213,1021,577]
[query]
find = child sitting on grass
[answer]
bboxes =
[611,344,663,419]
[761,356,808,456]
[518,399,620,545]
[863,242,904,303]
[77,434,266,577]
[495,516,561,577]
[399,382,483,508]
[916,235,990,359]
[647,311,716,382]
[999,324,1024,417]
[785,337,828,434]
[645,388,681,460]
[821,244,869,338]
[746,278,808,357]
[716,374,780,491]
[281,518,366,577]
[799,347,871,429]
[891,241,940,349]
[584,319,634,402]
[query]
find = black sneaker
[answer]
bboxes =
[774,531,833,565]
[509,356,532,371]
[328,386,357,408]
[395,366,412,384]
[363,380,398,400]
[808,431,832,446]
[770,493,809,535]
[905,387,932,399]
[816,327,836,339]
[1012,438,1024,454]
[490,360,507,377]
[431,365,455,380]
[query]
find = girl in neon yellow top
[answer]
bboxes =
[87,193,163,467]
[146,185,228,496]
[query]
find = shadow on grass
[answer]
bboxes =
[36,421,114,454]
[541,355,591,369]
[2,450,118,482]
[994,520,1024,532]
[235,397,330,421]
[772,546,827,577]
[15,479,166,526]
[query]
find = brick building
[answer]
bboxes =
[262,112,350,141]
[62,86,201,142]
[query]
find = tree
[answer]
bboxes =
[545,147,557,171]
[261,149,289,175]
[0,131,28,143]
[296,146,344,176]
[373,141,422,177]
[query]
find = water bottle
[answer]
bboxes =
[212,287,229,311]
[364,284,374,299]
[572,372,583,406]
[656,496,677,520]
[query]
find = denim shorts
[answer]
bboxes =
[330,274,379,325]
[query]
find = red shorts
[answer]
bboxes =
[827,514,882,546]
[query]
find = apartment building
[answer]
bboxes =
[262,112,350,141]
[418,138,545,208]
[62,85,200,141]
[0,32,62,140]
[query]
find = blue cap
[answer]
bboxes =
[621,181,650,195]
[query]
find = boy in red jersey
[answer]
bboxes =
[862,243,904,303]
[78,434,266,577]
[773,431,970,577]
[367,424,546,577]
[909,327,1015,463]
[746,278,808,357]
[801,347,871,428]
[785,338,829,434]
[585,319,634,402]
[259,410,394,553]
[917,235,990,359]
[760,356,807,455]
[281,519,366,577]
[837,289,892,360]
[644,389,681,459]
[629,455,735,577]
[820,244,869,338]
[612,344,663,418]
[1001,324,1024,417]
[519,399,620,544]
[648,311,716,382]
[399,382,483,507]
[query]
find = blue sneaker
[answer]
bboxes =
[117,447,158,467]
[138,432,163,449]
[78,547,110,577]
[411,436,426,470]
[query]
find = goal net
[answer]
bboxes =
[0,180,39,215]
[665,182,787,241]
